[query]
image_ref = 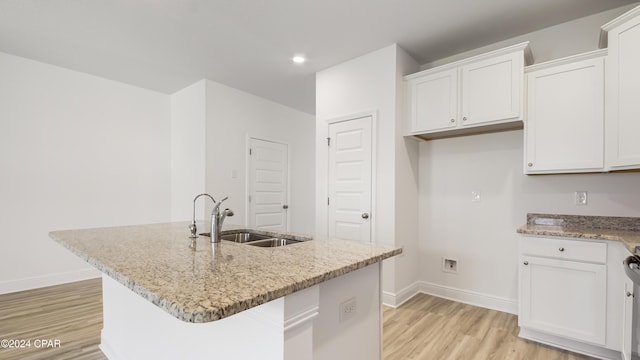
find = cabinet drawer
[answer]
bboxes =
[520,237,606,263]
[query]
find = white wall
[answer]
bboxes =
[418,130,640,311]
[422,3,639,70]
[414,2,640,314]
[170,80,207,221]
[315,45,397,244]
[0,52,171,294]
[204,80,315,235]
[315,44,420,305]
[392,48,421,302]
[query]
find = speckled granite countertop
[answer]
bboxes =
[517,213,640,255]
[49,222,400,323]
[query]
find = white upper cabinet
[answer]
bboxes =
[524,51,605,174]
[408,69,457,132]
[405,42,532,139]
[461,52,523,126]
[602,6,640,170]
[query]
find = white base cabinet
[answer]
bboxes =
[519,256,607,345]
[622,279,635,360]
[518,236,632,359]
[519,237,607,345]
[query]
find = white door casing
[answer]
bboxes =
[327,116,372,243]
[248,138,289,231]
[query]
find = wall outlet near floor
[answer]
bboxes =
[339,297,357,322]
[443,258,458,274]
[574,191,588,206]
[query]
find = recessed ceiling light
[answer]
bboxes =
[292,56,306,64]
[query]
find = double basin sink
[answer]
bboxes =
[200,230,309,247]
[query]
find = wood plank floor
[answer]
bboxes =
[0,279,105,360]
[383,293,594,360]
[0,279,594,359]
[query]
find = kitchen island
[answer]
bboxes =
[49,222,400,360]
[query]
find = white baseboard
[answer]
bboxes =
[383,281,421,308]
[0,268,100,294]
[418,281,517,314]
[519,327,620,360]
[100,330,122,360]
[382,280,517,315]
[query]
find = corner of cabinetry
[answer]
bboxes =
[600,5,640,48]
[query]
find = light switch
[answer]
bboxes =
[471,191,481,203]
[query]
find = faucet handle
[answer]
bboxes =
[188,222,198,238]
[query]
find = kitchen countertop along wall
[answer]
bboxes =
[517,213,640,255]
[49,222,400,323]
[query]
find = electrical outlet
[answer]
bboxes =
[471,191,481,203]
[443,258,458,274]
[575,191,588,206]
[339,297,357,322]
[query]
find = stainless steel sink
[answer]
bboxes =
[220,232,272,243]
[247,238,302,247]
[200,230,307,247]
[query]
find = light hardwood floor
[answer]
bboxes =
[383,293,594,360]
[0,279,594,359]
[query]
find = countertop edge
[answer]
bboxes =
[50,230,401,323]
[517,225,640,255]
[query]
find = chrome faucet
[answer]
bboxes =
[189,193,216,238]
[210,197,234,243]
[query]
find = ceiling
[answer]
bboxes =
[0,0,637,115]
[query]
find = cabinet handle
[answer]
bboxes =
[523,261,529,265]
[462,117,467,121]
[527,162,533,167]
[558,247,565,252]
[450,118,455,123]
[362,212,369,219]
[627,291,634,298]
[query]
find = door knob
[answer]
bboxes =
[362,213,369,219]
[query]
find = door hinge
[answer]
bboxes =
[327,137,331,146]
[249,148,252,155]
[248,195,251,203]
[327,197,330,205]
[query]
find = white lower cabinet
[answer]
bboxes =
[519,255,607,344]
[518,236,631,359]
[622,279,634,360]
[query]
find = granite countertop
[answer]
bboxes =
[49,222,400,323]
[517,213,640,255]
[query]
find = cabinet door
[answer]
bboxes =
[622,279,634,360]
[525,58,604,173]
[461,52,522,127]
[519,256,607,345]
[606,14,640,169]
[407,69,457,133]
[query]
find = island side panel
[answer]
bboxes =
[99,275,288,360]
[313,263,382,360]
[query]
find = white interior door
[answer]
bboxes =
[328,116,372,243]
[248,138,288,230]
